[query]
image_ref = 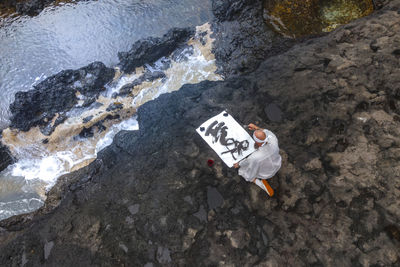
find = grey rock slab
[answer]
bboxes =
[21,251,27,266]
[125,216,134,225]
[261,232,269,247]
[225,229,250,249]
[183,196,193,205]
[194,205,207,222]
[44,241,54,260]
[119,243,128,253]
[264,103,283,122]
[128,204,140,215]
[156,246,171,264]
[207,186,224,210]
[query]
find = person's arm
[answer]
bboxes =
[248,123,264,131]
[234,157,247,168]
[234,123,264,169]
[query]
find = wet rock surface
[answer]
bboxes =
[112,70,166,98]
[0,0,91,16]
[9,62,115,132]
[0,0,55,16]
[118,27,195,74]
[1,0,400,266]
[14,0,55,16]
[211,0,296,76]
[0,143,14,172]
[263,0,375,37]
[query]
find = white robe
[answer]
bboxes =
[238,129,281,182]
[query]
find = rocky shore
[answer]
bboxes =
[1,0,400,266]
[211,0,296,76]
[7,27,196,135]
[0,0,89,17]
[0,144,14,172]
[10,62,115,133]
[0,0,56,16]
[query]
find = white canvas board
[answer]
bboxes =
[196,111,256,167]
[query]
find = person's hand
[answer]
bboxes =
[233,163,240,169]
[248,123,258,131]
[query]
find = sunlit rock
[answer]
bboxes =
[264,0,374,37]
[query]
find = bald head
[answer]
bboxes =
[254,130,266,145]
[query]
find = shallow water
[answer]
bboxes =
[0,0,212,128]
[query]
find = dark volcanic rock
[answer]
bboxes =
[106,102,123,112]
[78,114,119,139]
[1,1,400,266]
[0,143,14,172]
[118,27,195,73]
[142,70,166,81]
[82,115,93,124]
[113,70,166,98]
[114,83,138,98]
[39,113,67,136]
[15,0,55,16]
[211,0,386,76]
[207,186,224,210]
[212,0,257,22]
[0,0,55,16]
[171,44,194,62]
[211,0,296,76]
[0,0,93,16]
[78,121,106,139]
[373,0,391,9]
[9,62,114,132]
[264,103,283,122]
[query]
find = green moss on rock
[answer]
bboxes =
[264,0,374,37]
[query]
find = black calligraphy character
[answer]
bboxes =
[205,121,229,144]
[205,120,250,160]
[221,139,249,160]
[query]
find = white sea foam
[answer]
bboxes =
[0,115,139,220]
[11,156,68,183]
[0,198,44,221]
[8,117,139,189]
[96,116,139,153]
[133,45,218,106]
[106,71,142,97]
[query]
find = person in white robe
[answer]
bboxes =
[234,123,281,196]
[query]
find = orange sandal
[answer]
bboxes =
[255,179,275,197]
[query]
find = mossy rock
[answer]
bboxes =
[264,0,374,37]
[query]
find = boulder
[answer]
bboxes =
[211,0,296,76]
[9,62,115,132]
[0,0,55,16]
[113,70,166,98]
[118,28,195,73]
[15,0,55,16]
[0,144,14,172]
